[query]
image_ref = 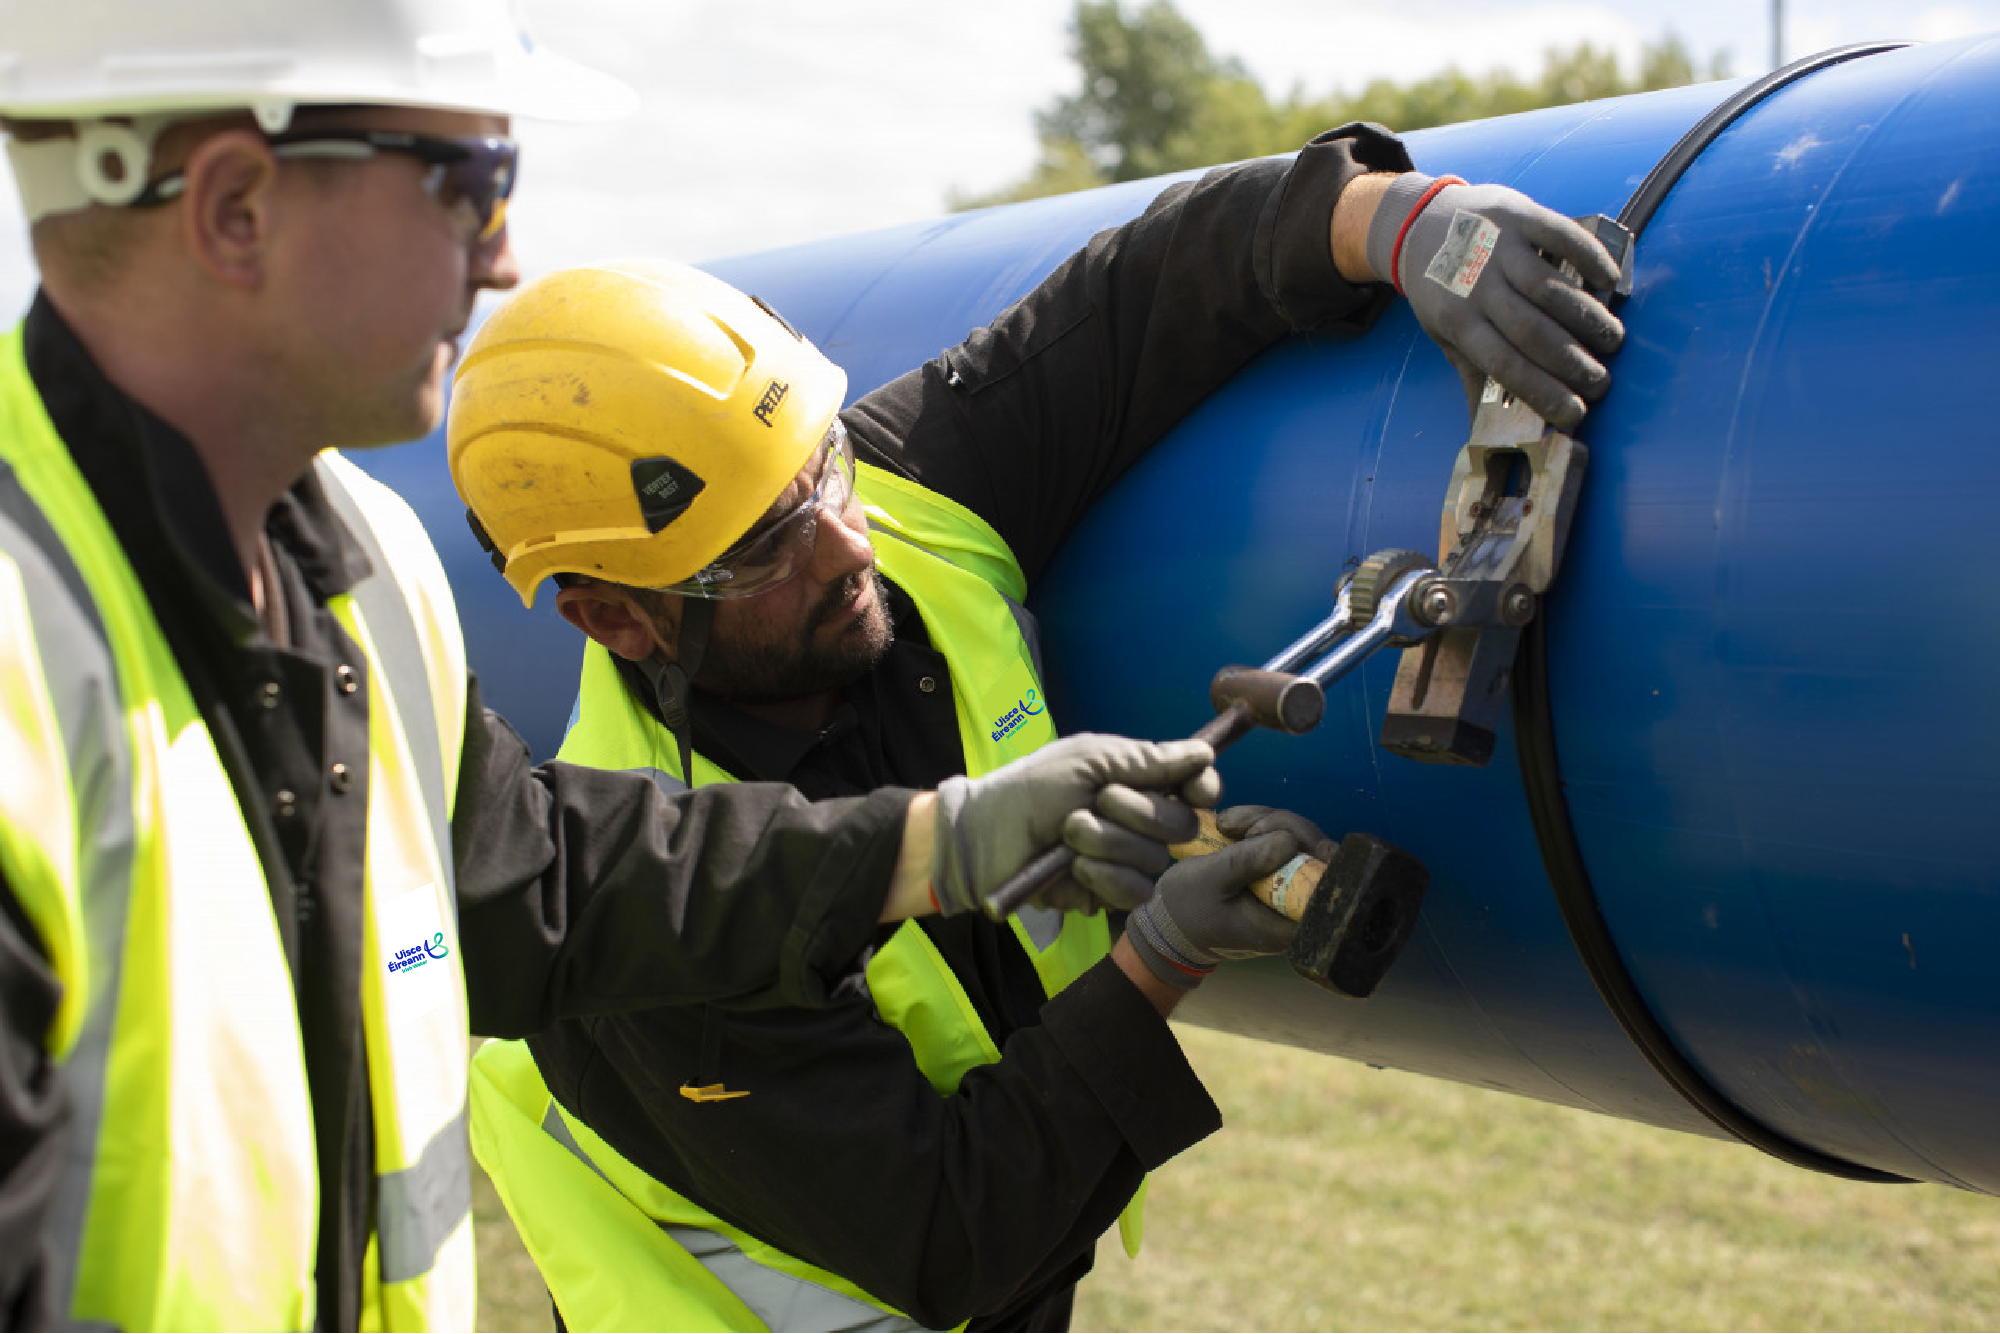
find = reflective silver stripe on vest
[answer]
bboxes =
[0,470,138,1323]
[538,1104,932,1332]
[642,767,691,796]
[660,1226,932,1333]
[1015,904,1064,951]
[376,1103,473,1284]
[317,460,455,901]
[1004,594,1045,688]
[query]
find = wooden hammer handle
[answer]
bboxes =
[1167,809,1325,922]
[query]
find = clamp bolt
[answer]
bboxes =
[1502,587,1537,626]
[1419,583,1458,627]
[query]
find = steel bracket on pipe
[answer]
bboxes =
[1381,214,1632,766]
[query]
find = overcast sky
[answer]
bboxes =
[3,0,1998,315]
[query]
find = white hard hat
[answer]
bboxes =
[0,0,636,219]
[0,0,636,124]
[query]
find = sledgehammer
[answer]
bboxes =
[1167,810,1429,999]
[980,662,1429,997]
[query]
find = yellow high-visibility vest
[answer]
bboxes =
[0,327,475,1330]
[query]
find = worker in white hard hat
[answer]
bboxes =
[0,2,1225,1328]
[442,118,1626,1330]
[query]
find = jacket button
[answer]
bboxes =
[258,681,282,709]
[275,788,297,818]
[330,763,352,794]
[918,676,937,693]
[335,664,358,695]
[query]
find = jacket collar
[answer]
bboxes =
[22,290,374,643]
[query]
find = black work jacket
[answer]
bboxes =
[529,123,1414,1333]
[0,296,910,1330]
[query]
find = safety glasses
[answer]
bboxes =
[657,420,858,600]
[134,129,519,242]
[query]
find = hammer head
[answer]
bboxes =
[1288,832,1429,998]
[1208,665,1325,736]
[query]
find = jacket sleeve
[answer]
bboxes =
[535,953,1221,1330]
[451,683,916,1038]
[0,883,66,1330]
[844,123,1415,585]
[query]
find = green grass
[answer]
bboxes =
[474,1024,2000,1332]
[474,1163,555,1333]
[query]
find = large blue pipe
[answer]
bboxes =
[357,35,2000,1193]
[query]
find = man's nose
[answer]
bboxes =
[808,493,874,580]
[474,224,521,290]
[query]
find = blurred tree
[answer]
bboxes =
[1036,0,1250,180]
[953,3,1731,208]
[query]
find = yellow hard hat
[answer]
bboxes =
[448,259,849,607]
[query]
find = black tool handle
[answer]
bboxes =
[978,667,1323,920]
[980,702,1255,920]
[979,842,1079,919]
[1192,698,1256,751]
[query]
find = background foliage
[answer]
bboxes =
[953,0,1731,207]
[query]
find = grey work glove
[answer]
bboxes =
[930,733,1222,920]
[1124,804,1324,990]
[1365,171,1625,431]
[1212,803,1341,863]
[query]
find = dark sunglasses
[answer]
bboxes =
[133,129,519,241]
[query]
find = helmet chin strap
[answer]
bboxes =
[644,596,715,786]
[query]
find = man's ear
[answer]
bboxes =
[555,583,677,663]
[173,128,280,289]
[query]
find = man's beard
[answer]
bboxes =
[697,569,895,704]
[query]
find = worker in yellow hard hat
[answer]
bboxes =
[448,116,1623,1331]
[0,1,1224,1327]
